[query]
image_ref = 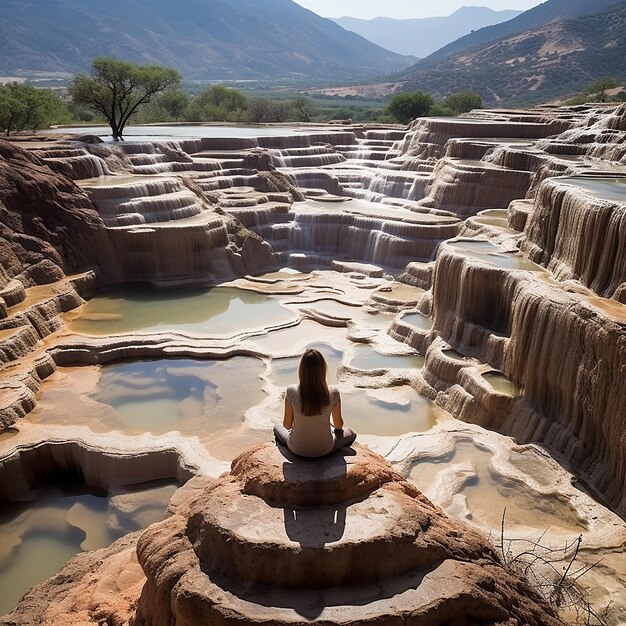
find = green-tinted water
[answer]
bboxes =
[70,287,297,337]
[0,481,176,616]
[350,345,424,370]
[94,358,266,435]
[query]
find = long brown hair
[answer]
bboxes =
[298,348,330,416]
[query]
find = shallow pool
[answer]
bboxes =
[70,287,297,337]
[559,176,626,202]
[449,240,545,272]
[0,481,176,616]
[409,441,585,534]
[349,345,424,371]
[342,387,440,437]
[52,124,344,142]
[93,358,267,435]
[400,312,433,331]
[482,371,520,396]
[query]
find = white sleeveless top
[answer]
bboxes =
[285,385,340,457]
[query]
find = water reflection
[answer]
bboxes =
[342,387,439,436]
[448,240,545,272]
[0,481,176,616]
[70,287,297,337]
[482,371,520,396]
[559,176,626,202]
[94,358,266,435]
[400,312,433,331]
[350,345,424,371]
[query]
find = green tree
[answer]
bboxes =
[0,84,26,136]
[428,103,454,117]
[69,57,181,140]
[288,96,317,122]
[0,83,69,135]
[153,89,189,119]
[565,77,623,105]
[444,91,483,114]
[385,92,434,124]
[583,77,620,102]
[186,85,247,122]
[247,97,290,123]
[134,89,190,123]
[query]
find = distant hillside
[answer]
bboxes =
[397,1,626,106]
[428,0,623,61]
[334,7,522,58]
[0,0,414,82]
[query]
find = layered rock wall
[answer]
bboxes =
[419,159,532,216]
[522,178,626,300]
[0,141,107,288]
[397,117,570,161]
[427,243,626,514]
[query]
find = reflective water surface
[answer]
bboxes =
[400,312,433,331]
[559,176,626,202]
[449,240,545,272]
[53,125,344,141]
[350,344,424,371]
[70,287,297,337]
[94,358,266,435]
[342,387,440,436]
[0,481,176,616]
[482,371,520,396]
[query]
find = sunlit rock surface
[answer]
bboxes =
[0,140,106,287]
[133,443,562,626]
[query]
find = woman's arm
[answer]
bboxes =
[284,399,294,429]
[331,400,344,430]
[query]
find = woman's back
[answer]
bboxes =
[285,384,340,457]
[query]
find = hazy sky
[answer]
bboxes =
[293,0,545,20]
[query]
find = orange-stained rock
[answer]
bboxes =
[132,443,564,626]
[230,442,412,506]
[0,140,106,289]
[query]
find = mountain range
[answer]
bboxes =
[427,0,624,61]
[397,0,626,105]
[0,0,414,82]
[333,7,522,58]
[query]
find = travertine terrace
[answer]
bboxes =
[0,104,625,623]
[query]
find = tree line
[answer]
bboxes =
[6,57,621,141]
[0,83,71,136]
[0,58,485,139]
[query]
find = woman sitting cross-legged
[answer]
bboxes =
[274,348,357,458]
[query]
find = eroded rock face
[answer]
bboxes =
[0,140,106,288]
[133,443,562,626]
[522,177,626,298]
[423,244,626,514]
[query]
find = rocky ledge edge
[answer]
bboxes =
[3,443,564,626]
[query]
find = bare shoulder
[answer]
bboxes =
[285,384,298,404]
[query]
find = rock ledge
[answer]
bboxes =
[133,443,563,626]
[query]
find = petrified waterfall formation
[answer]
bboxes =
[1,103,626,621]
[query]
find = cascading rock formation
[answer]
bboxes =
[0,102,625,624]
